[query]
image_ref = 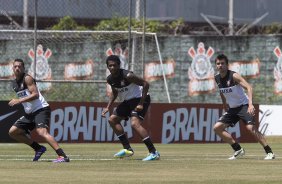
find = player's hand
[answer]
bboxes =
[102,108,109,117]
[247,105,255,116]
[8,99,21,106]
[135,104,143,112]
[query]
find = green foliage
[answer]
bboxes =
[93,17,130,31]
[167,18,185,34]
[262,22,282,34]
[51,16,88,30]
[94,16,184,34]
[50,15,186,34]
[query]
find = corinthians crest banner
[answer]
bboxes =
[273,46,282,94]
[187,42,216,96]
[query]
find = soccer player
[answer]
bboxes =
[102,55,160,161]
[213,54,275,160]
[8,58,69,162]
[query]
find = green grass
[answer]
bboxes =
[0,141,281,184]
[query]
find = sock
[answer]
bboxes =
[56,148,67,158]
[143,136,156,153]
[231,143,242,151]
[118,134,132,150]
[30,142,42,151]
[263,145,273,154]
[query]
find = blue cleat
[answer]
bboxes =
[142,151,160,161]
[114,149,134,158]
[33,146,47,161]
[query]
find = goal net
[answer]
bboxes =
[0,30,170,102]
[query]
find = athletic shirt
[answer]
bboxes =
[107,69,143,101]
[12,73,49,114]
[214,70,249,108]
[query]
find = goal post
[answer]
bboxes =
[0,30,171,102]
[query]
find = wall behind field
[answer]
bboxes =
[0,34,282,105]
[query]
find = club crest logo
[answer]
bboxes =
[28,44,52,91]
[187,42,216,96]
[188,42,214,80]
[273,46,282,94]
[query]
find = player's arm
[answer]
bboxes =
[8,75,39,106]
[126,72,149,111]
[220,92,229,112]
[233,72,255,115]
[102,86,118,117]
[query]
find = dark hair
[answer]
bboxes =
[106,55,120,66]
[14,58,25,67]
[215,54,229,64]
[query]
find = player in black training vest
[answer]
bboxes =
[213,54,274,160]
[9,59,69,162]
[102,55,160,161]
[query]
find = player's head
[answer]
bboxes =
[215,54,228,65]
[14,58,25,68]
[13,58,25,76]
[106,55,121,66]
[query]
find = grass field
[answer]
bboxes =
[0,138,281,184]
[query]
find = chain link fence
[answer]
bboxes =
[1,0,281,105]
[0,0,153,102]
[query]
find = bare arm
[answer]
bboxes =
[126,72,149,111]
[220,92,229,111]
[8,75,39,106]
[102,86,118,117]
[233,72,255,115]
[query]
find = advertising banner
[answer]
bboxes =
[0,101,259,143]
[259,105,282,136]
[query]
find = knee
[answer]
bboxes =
[8,127,20,138]
[131,121,139,129]
[35,128,48,137]
[108,117,115,125]
[213,122,223,133]
[108,116,120,126]
[8,129,15,137]
[130,118,142,129]
[245,125,255,133]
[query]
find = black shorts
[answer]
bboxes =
[14,106,51,133]
[113,95,150,120]
[218,104,254,127]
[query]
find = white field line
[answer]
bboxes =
[0,154,279,161]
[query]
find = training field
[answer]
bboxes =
[0,139,281,184]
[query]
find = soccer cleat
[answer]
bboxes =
[114,149,134,158]
[33,146,47,161]
[52,156,70,163]
[142,151,160,161]
[264,153,275,160]
[228,148,245,160]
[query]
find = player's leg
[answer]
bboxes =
[35,127,69,162]
[9,125,33,145]
[239,104,274,159]
[130,116,160,161]
[9,116,46,161]
[109,104,134,158]
[34,107,69,162]
[214,110,244,159]
[213,121,235,144]
[244,124,274,160]
[130,95,160,161]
